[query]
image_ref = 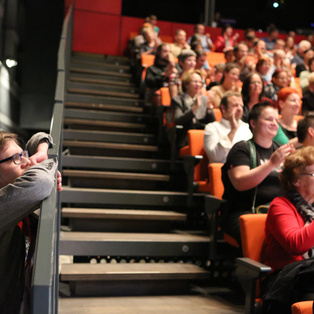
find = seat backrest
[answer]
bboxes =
[240,214,267,262]
[208,163,224,199]
[141,54,155,68]
[187,130,208,182]
[213,108,222,122]
[206,52,225,66]
[160,87,171,107]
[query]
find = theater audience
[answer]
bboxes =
[264,69,290,101]
[210,63,241,107]
[214,24,239,53]
[241,72,266,122]
[291,40,312,66]
[295,48,314,77]
[297,114,314,147]
[171,69,215,148]
[263,25,279,51]
[300,57,314,93]
[220,101,294,244]
[233,43,253,81]
[138,27,161,58]
[263,146,314,313]
[206,64,225,90]
[284,35,297,62]
[169,49,197,98]
[223,46,235,64]
[253,39,268,59]
[145,43,177,95]
[188,24,213,52]
[195,49,211,79]
[255,56,272,84]
[273,87,301,147]
[204,91,252,163]
[170,29,191,58]
[302,72,314,115]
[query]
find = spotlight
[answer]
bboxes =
[273,2,279,8]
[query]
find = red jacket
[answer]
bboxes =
[264,196,314,270]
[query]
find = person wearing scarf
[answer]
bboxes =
[262,146,314,313]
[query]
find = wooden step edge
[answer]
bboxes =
[63,119,147,129]
[64,102,143,113]
[68,77,136,87]
[70,67,132,78]
[60,263,210,281]
[71,60,131,70]
[68,88,140,99]
[60,231,210,242]
[62,208,187,221]
[62,170,170,181]
[63,140,158,152]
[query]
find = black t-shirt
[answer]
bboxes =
[222,140,283,213]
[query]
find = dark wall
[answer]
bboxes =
[19,0,64,131]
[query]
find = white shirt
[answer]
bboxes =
[204,117,252,163]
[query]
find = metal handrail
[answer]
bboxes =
[31,4,74,313]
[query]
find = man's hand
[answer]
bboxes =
[57,171,62,192]
[29,141,49,166]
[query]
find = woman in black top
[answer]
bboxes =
[220,101,294,244]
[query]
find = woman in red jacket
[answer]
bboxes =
[264,146,314,270]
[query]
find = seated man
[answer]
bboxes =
[170,29,191,58]
[187,24,213,52]
[0,131,61,313]
[302,72,314,115]
[145,43,177,96]
[297,113,314,147]
[204,91,252,163]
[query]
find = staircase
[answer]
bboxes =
[58,52,230,312]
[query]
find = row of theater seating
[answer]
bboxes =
[140,50,311,313]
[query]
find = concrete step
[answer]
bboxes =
[63,169,171,190]
[69,73,136,87]
[63,129,155,145]
[59,231,210,257]
[62,208,186,232]
[61,155,175,173]
[70,65,132,79]
[64,108,149,124]
[63,140,160,158]
[60,187,217,210]
[65,92,144,107]
[58,294,244,314]
[72,52,130,65]
[60,263,211,296]
[71,58,131,71]
[67,81,138,96]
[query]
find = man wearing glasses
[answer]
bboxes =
[0,131,61,313]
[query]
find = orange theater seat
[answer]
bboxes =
[206,52,225,67]
[141,54,155,68]
[291,301,314,314]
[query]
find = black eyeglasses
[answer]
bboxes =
[301,173,314,177]
[0,150,29,165]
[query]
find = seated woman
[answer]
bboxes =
[300,56,314,93]
[171,69,216,148]
[264,69,290,102]
[220,101,294,244]
[209,63,241,107]
[263,146,314,313]
[168,49,197,98]
[214,24,239,53]
[241,72,266,123]
[255,56,272,84]
[273,87,302,147]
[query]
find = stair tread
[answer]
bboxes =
[60,263,210,281]
[62,208,187,220]
[64,118,146,129]
[63,140,158,151]
[70,66,132,78]
[69,75,135,87]
[68,87,139,99]
[63,169,170,181]
[65,102,143,113]
[60,231,210,242]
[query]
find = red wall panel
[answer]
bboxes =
[75,0,121,15]
[72,10,121,55]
